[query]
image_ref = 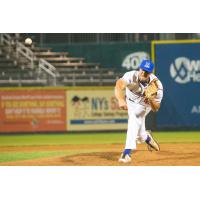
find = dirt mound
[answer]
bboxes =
[1,143,200,166]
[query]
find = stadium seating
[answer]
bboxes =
[45,57,85,63]
[34,52,69,58]
[0,44,47,87]
[0,34,123,87]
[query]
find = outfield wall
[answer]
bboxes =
[151,40,200,129]
[0,87,130,133]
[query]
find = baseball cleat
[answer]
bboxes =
[118,153,131,163]
[146,130,160,151]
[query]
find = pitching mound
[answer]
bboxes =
[1,143,200,166]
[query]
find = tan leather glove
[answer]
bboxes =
[144,79,158,100]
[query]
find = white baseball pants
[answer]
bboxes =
[125,99,151,150]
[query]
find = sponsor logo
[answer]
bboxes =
[122,52,150,70]
[170,57,200,84]
[191,105,200,114]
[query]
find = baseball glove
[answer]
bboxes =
[144,79,158,100]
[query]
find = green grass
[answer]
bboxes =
[0,133,126,146]
[0,131,200,147]
[0,131,200,163]
[0,150,97,163]
[155,132,200,143]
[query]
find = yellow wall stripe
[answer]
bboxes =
[0,86,114,91]
[151,39,200,70]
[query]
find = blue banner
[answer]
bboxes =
[155,42,200,129]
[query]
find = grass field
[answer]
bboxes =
[0,131,200,165]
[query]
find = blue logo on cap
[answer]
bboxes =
[139,60,154,73]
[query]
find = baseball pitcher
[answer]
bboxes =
[115,59,163,163]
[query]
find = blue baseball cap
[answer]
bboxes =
[139,59,154,73]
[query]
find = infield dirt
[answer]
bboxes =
[1,143,200,166]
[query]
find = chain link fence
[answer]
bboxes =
[17,33,196,45]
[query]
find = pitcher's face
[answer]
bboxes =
[138,69,151,83]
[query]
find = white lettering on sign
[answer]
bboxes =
[191,105,200,113]
[122,52,150,70]
[170,57,200,84]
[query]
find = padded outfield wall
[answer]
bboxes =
[151,40,200,130]
[0,87,125,133]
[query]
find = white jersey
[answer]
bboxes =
[121,70,163,107]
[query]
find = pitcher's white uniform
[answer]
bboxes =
[121,70,163,150]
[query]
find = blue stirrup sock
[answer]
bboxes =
[145,135,151,144]
[123,149,131,155]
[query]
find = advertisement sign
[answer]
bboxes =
[66,89,128,131]
[0,90,66,132]
[153,41,200,128]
